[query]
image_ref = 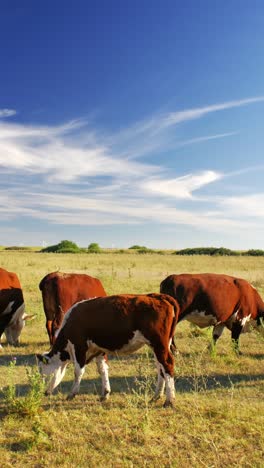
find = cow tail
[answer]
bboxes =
[169,299,179,355]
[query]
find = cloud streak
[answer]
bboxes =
[141,171,222,199]
[1,95,264,245]
[0,108,16,118]
[161,96,264,129]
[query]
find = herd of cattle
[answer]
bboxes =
[0,267,263,406]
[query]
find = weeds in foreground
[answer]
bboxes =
[3,358,45,418]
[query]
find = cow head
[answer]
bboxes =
[37,352,62,376]
[5,310,35,346]
[36,351,69,395]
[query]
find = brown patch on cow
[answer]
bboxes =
[160,273,264,349]
[39,271,107,344]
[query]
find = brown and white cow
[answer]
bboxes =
[160,273,264,353]
[37,293,179,407]
[39,272,107,344]
[0,268,32,347]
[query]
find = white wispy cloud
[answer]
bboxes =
[0,108,16,118]
[1,95,264,240]
[107,96,263,160]
[160,96,264,129]
[0,120,159,181]
[141,171,222,199]
[175,132,238,148]
[0,189,254,231]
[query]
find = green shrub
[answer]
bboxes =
[41,240,80,253]
[87,242,101,253]
[174,247,240,256]
[137,247,155,254]
[3,359,45,418]
[129,245,147,250]
[5,246,33,251]
[243,249,264,256]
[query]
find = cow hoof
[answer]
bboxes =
[163,400,175,408]
[66,393,76,401]
[100,392,110,402]
[44,390,51,397]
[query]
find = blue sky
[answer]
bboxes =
[1,1,264,249]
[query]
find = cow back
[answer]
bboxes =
[39,272,107,342]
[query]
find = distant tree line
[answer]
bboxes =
[3,241,264,256]
[174,247,264,256]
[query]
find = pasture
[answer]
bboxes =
[0,251,263,467]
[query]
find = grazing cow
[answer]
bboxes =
[160,273,264,353]
[37,293,179,407]
[39,272,107,344]
[0,268,32,346]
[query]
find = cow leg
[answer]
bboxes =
[67,346,86,400]
[67,364,86,400]
[45,361,68,395]
[96,354,111,401]
[152,356,165,401]
[46,320,53,345]
[170,336,179,355]
[152,346,175,407]
[0,324,6,349]
[231,322,243,355]
[210,323,225,353]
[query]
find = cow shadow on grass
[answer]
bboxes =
[247,353,264,360]
[1,370,263,408]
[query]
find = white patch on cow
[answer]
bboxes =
[4,303,26,345]
[96,355,111,398]
[117,330,150,354]
[86,330,150,358]
[2,301,15,316]
[8,302,25,324]
[240,315,251,328]
[185,310,218,328]
[159,363,175,406]
[224,310,239,330]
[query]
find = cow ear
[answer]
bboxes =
[23,314,36,321]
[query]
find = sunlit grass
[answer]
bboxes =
[0,251,263,466]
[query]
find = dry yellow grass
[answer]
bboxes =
[0,251,263,467]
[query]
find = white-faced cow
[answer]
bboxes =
[37,293,179,407]
[0,268,32,347]
[160,273,264,353]
[39,272,107,345]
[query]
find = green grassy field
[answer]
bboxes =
[0,251,263,467]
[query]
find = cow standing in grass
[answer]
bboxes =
[37,293,179,407]
[39,271,107,344]
[160,273,264,353]
[0,268,32,347]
